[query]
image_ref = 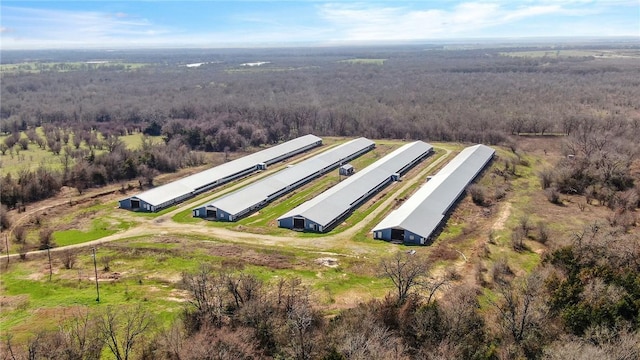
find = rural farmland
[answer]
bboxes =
[1,40,639,359]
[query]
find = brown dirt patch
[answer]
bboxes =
[492,202,512,231]
[204,244,297,269]
[316,257,339,268]
[10,305,88,335]
[166,289,190,302]
[0,294,30,312]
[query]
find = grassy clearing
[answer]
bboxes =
[0,234,390,342]
[0,128,160,176]
[120,133,162,149]
[339,59,387,65]
[53,218,135,247]
[224,66,318,74]
[499,49,640,59]
[0,61,149,74]
[0,251,180,343]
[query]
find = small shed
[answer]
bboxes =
[339,164,355,176]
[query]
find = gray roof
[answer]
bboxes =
[278,141,433,228]
[372,144,495,239]
[127,134,322,207]
[205,137,375,217]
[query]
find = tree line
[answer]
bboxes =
[1,132,204,208]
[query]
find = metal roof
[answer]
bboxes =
[372,144,495,239]
[278,141,433,228]
[126,134,322,207]
[205,137,375,217]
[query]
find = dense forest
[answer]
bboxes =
[1,44,639,207]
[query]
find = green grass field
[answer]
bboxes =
[499,49,640,58]
[0,61,150,74]
[0,233,391,343]
[338,58,387,65]
[0,128,161,176]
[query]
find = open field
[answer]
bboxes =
[224,65,319,74]
[0,129,162,176]
[0,61,149,74]
[499,48,640,58]
[338,58,387,65]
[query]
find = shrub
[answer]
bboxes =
[0,204,10,230]
[38,228,55,250]
[538,168,555,189]
[468,184,487,206]
[536,222,549,244]
[510,227,527,252]
[490,258,513,285]
[545,187,562,205]
[60,249,77,269]
[13,225,26,244]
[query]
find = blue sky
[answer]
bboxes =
[1,1,638,49]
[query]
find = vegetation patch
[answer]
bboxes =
[339,58,387,65]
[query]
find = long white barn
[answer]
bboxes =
[193,137,375,221]
[372,144,495,245]
[118,134,322,212]
[277,141,433,233]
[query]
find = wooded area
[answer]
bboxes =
[1,44,639,208]
[1,43,640,359]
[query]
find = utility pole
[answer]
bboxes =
[47,247,52,281]
[93,248,100,302]
[4,233,9,267]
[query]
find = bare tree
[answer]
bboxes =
[59,307,104,360]
[12,225,26,244]
[38,227,55,250]
[181,265,227,331]
[60,249,77,270]
[491,271,551,359]
[97,305,153,360]
[379,251,430,304]
[286,294,316,360]
[0,204,11,231]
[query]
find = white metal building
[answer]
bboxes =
[277,141,433,232]
[193,137,375,221]
[118,134,322,212]
[372,144,495,245]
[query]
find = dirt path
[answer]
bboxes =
[491,202,512,231]
[6,148,455,261]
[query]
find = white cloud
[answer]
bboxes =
[317,1,638,40]
[0,1,637,49]
[1,6,173,49]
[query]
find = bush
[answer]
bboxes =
[60,250,77,269]
[490,258,513,285]
[0,204,10,230]
[545,187,562,205]
[538,168,555,189]
[13,225,26,244]
[101,255,113,271]
[510,227,527,252]
[536,222,549,244]
[38,228,55,250]
[468,184,488,206]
